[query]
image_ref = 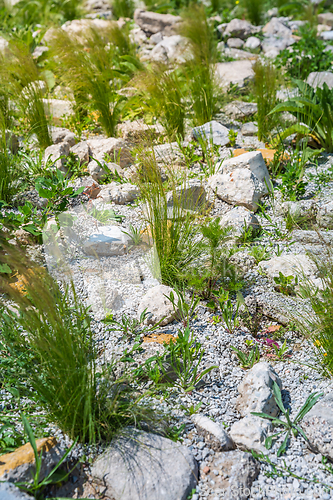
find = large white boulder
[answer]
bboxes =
[230,416,272,454]
[137,284,178,326]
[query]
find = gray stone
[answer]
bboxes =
[150,35,189,63]
[321,30,333,41]
[87,158,108,182]
[166,182,207,211]
[134,9,182,36]
[0,482,32,500]
[317,200,333,228]
[236,362,282,417]
[290,229,333,245]
[218,151,270,186]
[208,168,267,212]
[192,415,235,451]
[224,101,257,120]
[224,18,255,40]
[216,60,254,89]
[137,284,178,326]
[85,281,125,318]
[50,126,76,147]
[91,428,198,500]
[219,206,260,237]
[98,182,140,204]
[192,120,229,146]
[318,12,333,26]
[229,416,273,455]
[307,71,333,89]
[206,450,260,500]
[226,37,244,48]
[87,137,133,168]
[260,254,316,280]
[278,199,317,219]
[153,142,183,164]
[150,31,163,44]
[70,141,91,165]
[83,226,131,256]
[300,393,333,460]
[255,291,305,326]
[244,36,261,50]
[241,122,258,136]
[44,142,70,170]
[262,17,293,38]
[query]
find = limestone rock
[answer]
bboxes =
[229,416,272,454]
[0,482,32,500]
[218,151,270,187]
[224,18,255,40]
[166,182,207,211]
[44,142,70,170]
[244,36,261,50]
[85,282,125,318]
[98,182,140,204]
[219,206,260,237]
[0,437,64,483]
[153,142,183,164]
[206,450,260,500]
[207,168,267,212]
[241,122,258,136]
[260,254,316,280]
[87,137,133,168]
[216,60,254,89]
[70,141,91,165]
[192,120,229,146]
[224,101,257,120]
[118,119,162,142]
[137,284,178,326]
[307,71,333,89]
[226,37,244,48]
[300,393,333,460]
[134,9,182,36]
[192,415,235,452]
[318,12,333,27]
[91,428,198,500]
[83,226,132,256]
[236,361,282,417]
[317,201,333,228]
[50,126,76,147]
[150,35,189,63]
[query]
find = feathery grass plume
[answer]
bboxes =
[136,147,202,286]
[179,3,221,126]
[252,59,280,142]
[135,64,186,140]
[0,240,155,443]
[296,246,333,378]
[50,24,141,138]
[0,110,21,203]
[0,40,51,149]
[6,0,84,26]
[242,0,264,25]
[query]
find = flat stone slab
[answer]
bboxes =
[83,226,131,256]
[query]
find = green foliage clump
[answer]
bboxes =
[271,80,333,152]
[276,25,333,80]
[50,25,141,137]
[252,59,280,141]
[241,0,264,25]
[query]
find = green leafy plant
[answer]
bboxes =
[270,80,333,152]
[165,287,200,328]
[0,418,25,455]
[84,204,124,224]
[249,244,271,264]
[252,381,323,456]
[196,133,220,177]
[103,308,162,338]
[230,344,260,369]
[159,326,217,392]
[50,25,141,137]
[209,288,243,334]
[252,59,280,141]
[122,223,144,246]
[276,24,333,80]
[0,247,154,444]
[269,339,290,360]
[273,271,298,296]
[228,128,238,147]
[179,401,203,416]
[36,169,84,216]
[16,414,76,499]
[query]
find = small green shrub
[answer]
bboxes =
[270,80,333,152]
[241,0,264,25]
[276,25,333,80]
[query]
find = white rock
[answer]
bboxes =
[307,71,333,89]
[70,141,91,165]
[216,60,254,89]
[236,362,282,417]
[83,226,131,256]
[218,151,270,187]
[98,182,140,204]
[87,159,108,182]
[86,137,132,168]
[244,36,261,50]
[224,18,255,39]
[219,206,260,237]
[150,32,163,44]
[230,416,272,454]
[150,35,189,63]
[192,120,229,146]
[137,284,178,326]
[260,254,316,279]
[44,143,70,170]
[224,101,257,120]
[134,9,182,36]
[262,17,292,38]
[241,122,258,136]
[50,126,76,147]
[227,37,244,48]
[91,429,197,500]
[318,12,333,26]
[192,414,235,451]
[208,168,267,212]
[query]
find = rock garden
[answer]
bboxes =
[1,0,333,499]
